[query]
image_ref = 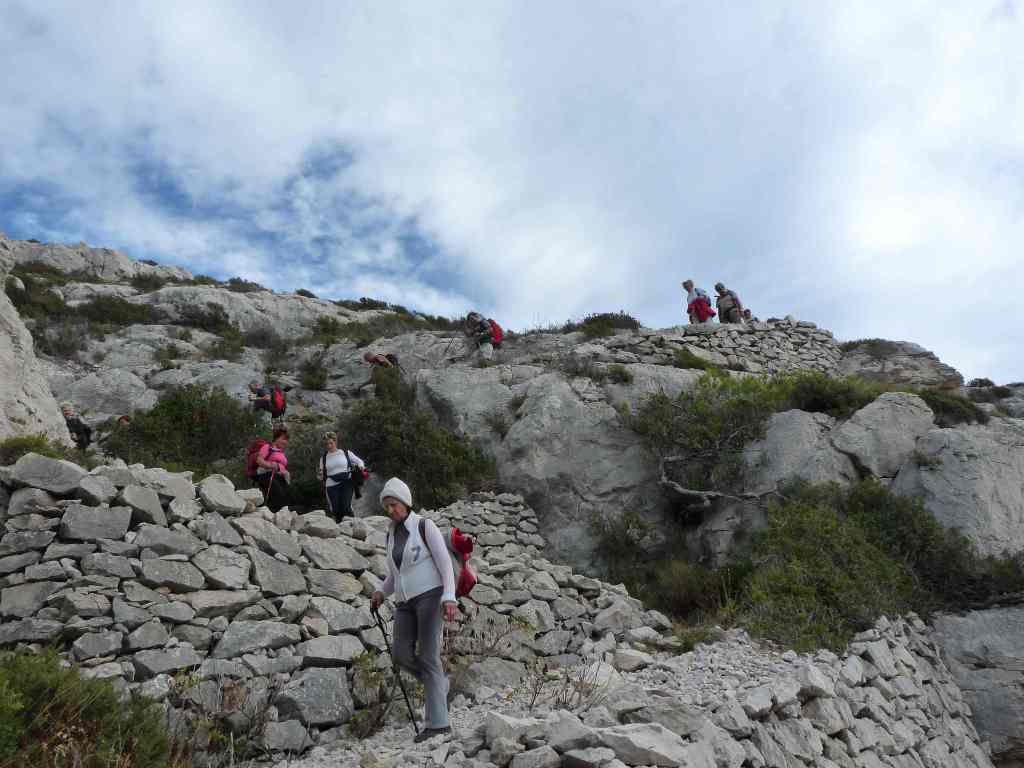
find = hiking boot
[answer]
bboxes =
[414,726,451,743]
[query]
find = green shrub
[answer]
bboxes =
[240,325,282,349]
[607,364,634,384]
[205,330,245,362]
[673,348,716,371]
[564,311,641,339]
[781,371,887,420]
[838,338,903,357]
[916,388,988,427]
[296,288,317,299]
[300,352,329,390]
[130,273,166,292]
[178,302,235,335]
[103,385,260,476]
[483,410,511,439]
[334,313,453,347]
[225,276,267,293]
[188,274,219,285]
[152,343,182,370]
[11,261,79,285]
[7,276,72,320]
[967,377,995,388]
[310,316,344,345]
[590,509,653,586]
[33,318,86,358]
[0,649,170,767]
[340,380,496,509]
[0,434,71,465]
[75,296,161,326]
[176,327,193,343]
[334,296,407,313]
[992,385,1013,399]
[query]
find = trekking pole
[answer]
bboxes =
[437,334,458,365]
[371,604,420,735]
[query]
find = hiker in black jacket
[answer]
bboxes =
[61,403,92,450]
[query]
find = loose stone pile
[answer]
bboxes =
[569,319,841,376]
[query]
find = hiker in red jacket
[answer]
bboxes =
[464,312,495,361]
[682,280,715,324]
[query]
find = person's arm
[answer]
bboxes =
[348,451,365,469]
[423,520,457,604]
[255,446,279,471]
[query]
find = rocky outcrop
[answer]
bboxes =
[744,410,859,494]
[830,392,935,479]
[932,607,1024,767]
[1,233,193,282]
[0,249,70,443]
[839,339,964,389]
[891,418,1024,558]
[290,615,994,768]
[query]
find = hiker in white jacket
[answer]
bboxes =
[371,477,457,742]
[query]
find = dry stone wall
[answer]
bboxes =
[0,452,997,767]
[569,319,841,376]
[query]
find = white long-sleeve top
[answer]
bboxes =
[380,511,456,604]
[318,449,365,487]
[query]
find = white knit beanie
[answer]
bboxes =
[380,477,413,509]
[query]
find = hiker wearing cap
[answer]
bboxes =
[463,312,494,361]
[61,403,92,450]
[682,279,715,324]
[254,427,290,512]
[248,381,272,425]
[371,478,457,743]
[316,432,365,520]
[714,282,745,324]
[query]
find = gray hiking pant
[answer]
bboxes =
[393,587,449,729]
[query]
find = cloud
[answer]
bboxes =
[0,1,1022,380]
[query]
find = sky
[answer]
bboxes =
[1,2,1023,382]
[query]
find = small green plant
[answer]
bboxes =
[563,311,642,339]
[0,434,73,465]
[176,327,193,343]
[295,288,317,299]
[838,338,903,357]
[130,273,167,292]
[310,316,343,345]
[912,450,942,469]
[152,342,182,370]
[205,331,245,362]
[916,388,988,427]
[188,274,219,285]
[674,626,715,652]
[673,348,716,371]
[968,377,995,388]
[607,364,634,384]
[507,393,527,413]
[0,649,170,766]
[484,409,511,439]
[225,276,267,293]
[179,302,235,335]
[76,296,162,326]
[781,371,887,420]
[300,352,329,390]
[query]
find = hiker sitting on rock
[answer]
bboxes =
[254,427,290,512]
[714,282,744,324]
[682,279,715,324]
[61,403,92,450]
[463,312,494,361]
[371,478,457,743]
[316,431,366,521]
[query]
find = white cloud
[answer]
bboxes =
[0,1,1022,380]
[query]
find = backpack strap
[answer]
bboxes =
[419,517,426,542]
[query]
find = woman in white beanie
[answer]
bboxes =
[371,477,457,742]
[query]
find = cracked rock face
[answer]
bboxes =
[839,339,964,389]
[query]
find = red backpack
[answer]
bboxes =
[245,438,269,479]
[416,519,478,598]
[269,386,287,418]
[488,319,503,347]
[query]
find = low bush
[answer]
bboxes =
[916,388,988,427]
[607,363,634,384]
[33,318,86,358]
[204,331,244,362]
[130,273,167,292]
[295,288,317,299]
[673,348,716,371]
[103,384,260,476]
[334,313,454,347]
[967,377,995,388]
[11,260,82,285]
[300,352,329,390]
[225,277,267,293]
[7,275,72,320]
[993,385,1013,399]
[484,410,511,439]
[75,296,162,326]
[0,434,71,465]
[310,316,344,345]
[188,274,219,285]
[0,649,170,766]
[968,385,1013,403]
[178,302,235,335]
[564,311,641,339]
[340,380,496,508]
[780,370,887,420]
[152,342,182,370]
[838,338,903,357]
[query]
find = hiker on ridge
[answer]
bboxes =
[316,431,366,520]
[254,427,290,512]
[714,282,745,324]
[463,312,495,361]
[682,280,715,324]
[61,403,92,450]
[371,477,457,743]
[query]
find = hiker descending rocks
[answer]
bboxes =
[371,477,457,744]
[61,403,92,450]
[248,380,289,424]
[246,427,290,513]
[355,351,400,397]
[463,312,502,361]
[682,279,715,324]
[316,431,366,521]
[714,282,745,324]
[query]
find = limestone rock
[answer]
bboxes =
[231,516,301,561]
[744,410,857,494]
[299,537,369,571]
[53,369,156,423]
[839,339,963,389]
[295,634,365,666]
[261,720,312,753]
[185,589,260,619]
[212,620,301,659]
[139,559,205,592]
[133,524,205,557]
[830,392,934,479]
[598,723,713,767]
[198,475,246,516]
[10,454,86,495]
[133,646,203,680]
[59,504,132,542]
[192,545,250,589]
[892,418,1024,556]
[247,547,305,596]
[77,475,118,505]
[274,668,354,726]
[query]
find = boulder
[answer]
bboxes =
[830,392,934,479]
[118,485,167,527]
[1,580,61,618]
[53,369,156,423]
[261,721,312,753]
[839,339,963,389]
[892,419,1024,557]
[7,487,58,518]
[307,596,372,633]
[133,646,204,680]
[10,454,86,495]
[139,559,205,592]
[72,630,125,660]
[274,668,354,726]
[212,620,301,659]
[295,635,365,667]
[198,475,246,516]
[192,545,250,589]
[231,516,301,561]
[247,548,305,596]
[133,524,205,557]
[77,475,118,505]
[932,607,1024,764]
[598,723,713,767]
[185,589,260,619]
[299,538,369,571]
[4,236,192,282]
[744,410,858,494]
[0,251,69,443]
[59,503,132,541]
